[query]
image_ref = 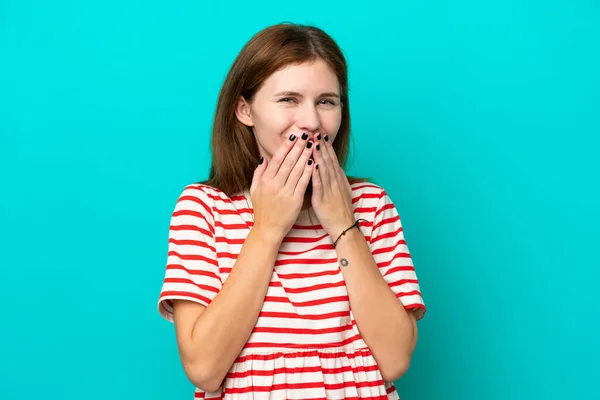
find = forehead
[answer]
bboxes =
[260,59,340,94]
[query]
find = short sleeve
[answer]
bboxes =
[157,185,222,322]
[368,189,426,321]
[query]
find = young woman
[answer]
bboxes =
[158,22,426,399]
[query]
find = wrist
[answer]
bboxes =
[332,225,363,249]
[331,219,368,248]
[250,224,284,248]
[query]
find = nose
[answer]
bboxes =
[297,103,321,135]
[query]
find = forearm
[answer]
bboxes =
[335,228,416,381]
[190,227,281,387]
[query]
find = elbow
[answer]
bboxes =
[380,357,411,382]
[381,327,418,382]
[183,360,224,393]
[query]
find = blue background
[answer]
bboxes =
[1,1,598,399]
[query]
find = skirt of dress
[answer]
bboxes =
[195,347,400,400]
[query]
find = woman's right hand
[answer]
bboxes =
[250,132,315,243]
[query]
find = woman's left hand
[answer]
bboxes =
[311,133,356,241]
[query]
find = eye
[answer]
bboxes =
[319,99,337,106]
[279,97,295,103]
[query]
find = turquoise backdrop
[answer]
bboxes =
[1,1,598,399]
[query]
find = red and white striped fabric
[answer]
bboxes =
[158,181,426,399]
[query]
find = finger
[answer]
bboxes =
[263,133,300,181]
[322,134,339,173]
[274,132,311,186]
[310,161,322,199]
[343,172,353,199]
[294,158,315,197]
[337,165,352,196]
[312,136,330,189]
[286,140,315,191]
[323,134,345,185]
[250,156,267,195]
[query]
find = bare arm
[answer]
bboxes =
[171,132,315,392]
[172,228,281,392]
[308,133,425,383]
[334,228,418,382]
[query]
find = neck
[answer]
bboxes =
[301,181,313,211]
[301,196,311,211]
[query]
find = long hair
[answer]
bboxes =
[200,22,367,197]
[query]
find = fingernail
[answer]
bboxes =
[316,144,320,151]
[316,164,319,170]
[301,132,308,140]
[308,159,313,165]
[259,156,264,164]
[307,141,313,149]
[289,134,296,141]
[324,135,329,142]
[317,134,322,140]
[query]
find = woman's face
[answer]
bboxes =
[236,58,343,161]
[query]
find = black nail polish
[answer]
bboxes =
[316,144,320,151]
[317,134,322,140]
[307,141,313,149]
[259,156,264,164]
[289,134,296,141]
[316,164,319,170]
[324,135,329,142]
[308,159,313,165]
[301,132,308,140]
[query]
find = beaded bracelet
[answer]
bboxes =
[333,218,369,248]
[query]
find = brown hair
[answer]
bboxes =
[200,22,367,197]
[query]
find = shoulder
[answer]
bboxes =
[348,180,402,227]
[175,183,231,205]
[349,180,388,204]
[177,182,219,198]
[174,182,246,217]
[347,180,390,225]
[171,183,224,219]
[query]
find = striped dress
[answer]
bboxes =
[158,181,426,399]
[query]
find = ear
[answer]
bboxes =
[235,96,254,127]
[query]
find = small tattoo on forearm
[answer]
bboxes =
[340,258,349,267]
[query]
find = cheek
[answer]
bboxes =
[322,110,342,135]
[252,110,295,154]
[254,106,294,133]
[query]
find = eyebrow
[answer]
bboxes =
[273,91,340,98]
